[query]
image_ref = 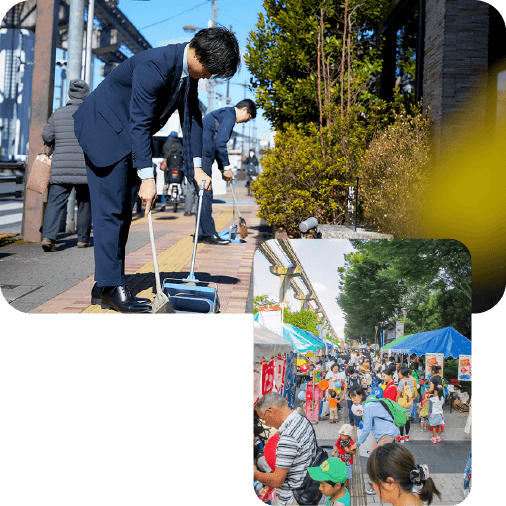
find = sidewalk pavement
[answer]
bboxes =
[0,183,273,313]
[313,402,470,506]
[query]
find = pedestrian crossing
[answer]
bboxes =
[0,199,23,234]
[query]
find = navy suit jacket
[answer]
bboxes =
[73,43,202,176]
[202,107,236,169]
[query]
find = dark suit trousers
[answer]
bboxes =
[85,154,138,287]
[194,159,217,237]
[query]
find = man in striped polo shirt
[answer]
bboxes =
[254,392,316,505]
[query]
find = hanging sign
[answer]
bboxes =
[425,353,444,378]
[458,355,472,381]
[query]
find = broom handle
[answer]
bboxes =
[148,211,163,295]
[188,180,206,280]
[230,180,242,220]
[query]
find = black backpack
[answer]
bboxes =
[292,421,328,505]
[347,374,361,392]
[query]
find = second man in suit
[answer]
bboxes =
[198,99,257,244]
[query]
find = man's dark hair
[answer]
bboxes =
[189,26,240,78]
[235,98,257,118]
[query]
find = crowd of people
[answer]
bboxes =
[253,347,468,505]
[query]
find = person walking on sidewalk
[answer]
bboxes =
[73,27,240,313]
[198,99,256,245]
[427,385,445,444]
[340,366,362,427]
[395,367,415,443]
[40,79,92,252]
[350,387,400,495]
[327,389,340,424]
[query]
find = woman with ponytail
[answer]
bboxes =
[366,443,442,505]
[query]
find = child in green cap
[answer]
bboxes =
[307,457,351,506]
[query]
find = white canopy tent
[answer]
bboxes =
[254,322,293,364]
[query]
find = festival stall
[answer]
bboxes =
[387,326,472,411]
[254,323,293,406]
[386,327,471,358]
[380,333,414,352]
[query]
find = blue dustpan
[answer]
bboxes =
[218,179,243,243]
[162,180,220,313]
[218,225,241,243]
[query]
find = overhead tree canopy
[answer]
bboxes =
[337,240,471,341]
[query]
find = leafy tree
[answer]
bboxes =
[337,240,471,342]
[253,294,278,314]
[283,308,323,335]
[337,251,405,342]
[246,0,388,131]
[352,239,472,303]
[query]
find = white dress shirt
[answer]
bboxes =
[138,44,201,179]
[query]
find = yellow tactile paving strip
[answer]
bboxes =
[81,211,233,313]
[28,186,265,314]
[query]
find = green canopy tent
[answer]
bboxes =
[381,334,414,351]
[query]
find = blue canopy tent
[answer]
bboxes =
[283,323,325,353]
[253,314,325,353]
[387,327,471,358]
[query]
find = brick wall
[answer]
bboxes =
[423,0,489,157]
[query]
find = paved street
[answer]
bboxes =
[0,177,24,234]
[0,179,272,313]
[313,402,471,505]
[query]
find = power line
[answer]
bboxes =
[140,1,209,30]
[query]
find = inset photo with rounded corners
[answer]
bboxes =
[253,239,471,506]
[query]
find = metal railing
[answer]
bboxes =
[0,162,25,199]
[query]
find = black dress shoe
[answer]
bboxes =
[100,285,152,313]
[202,234,230,245]
[91,282,151,306]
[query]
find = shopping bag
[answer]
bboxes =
[26,144,53,194]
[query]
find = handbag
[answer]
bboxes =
[26,144,53,194]
[292,420,328,505]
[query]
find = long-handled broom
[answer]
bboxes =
[229,180,248,238]
[148,211,175,313]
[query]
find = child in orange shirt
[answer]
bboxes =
[328,389,340,424]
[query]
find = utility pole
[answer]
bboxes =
[207,0,218,112]
[85,0,95,87]
[22,0,60,242]
[240,81,247,168]
[226,24,232,105]
[65,0,86,233]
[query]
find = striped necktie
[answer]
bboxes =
[182,76,194,183]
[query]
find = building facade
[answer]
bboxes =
[380,0,506,158]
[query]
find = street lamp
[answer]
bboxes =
[375,325,378,351]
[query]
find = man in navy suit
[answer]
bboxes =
[73,28,240,313]
[198,99,257,244]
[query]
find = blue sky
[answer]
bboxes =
[254,239,357,340]
[102,0,273,141]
